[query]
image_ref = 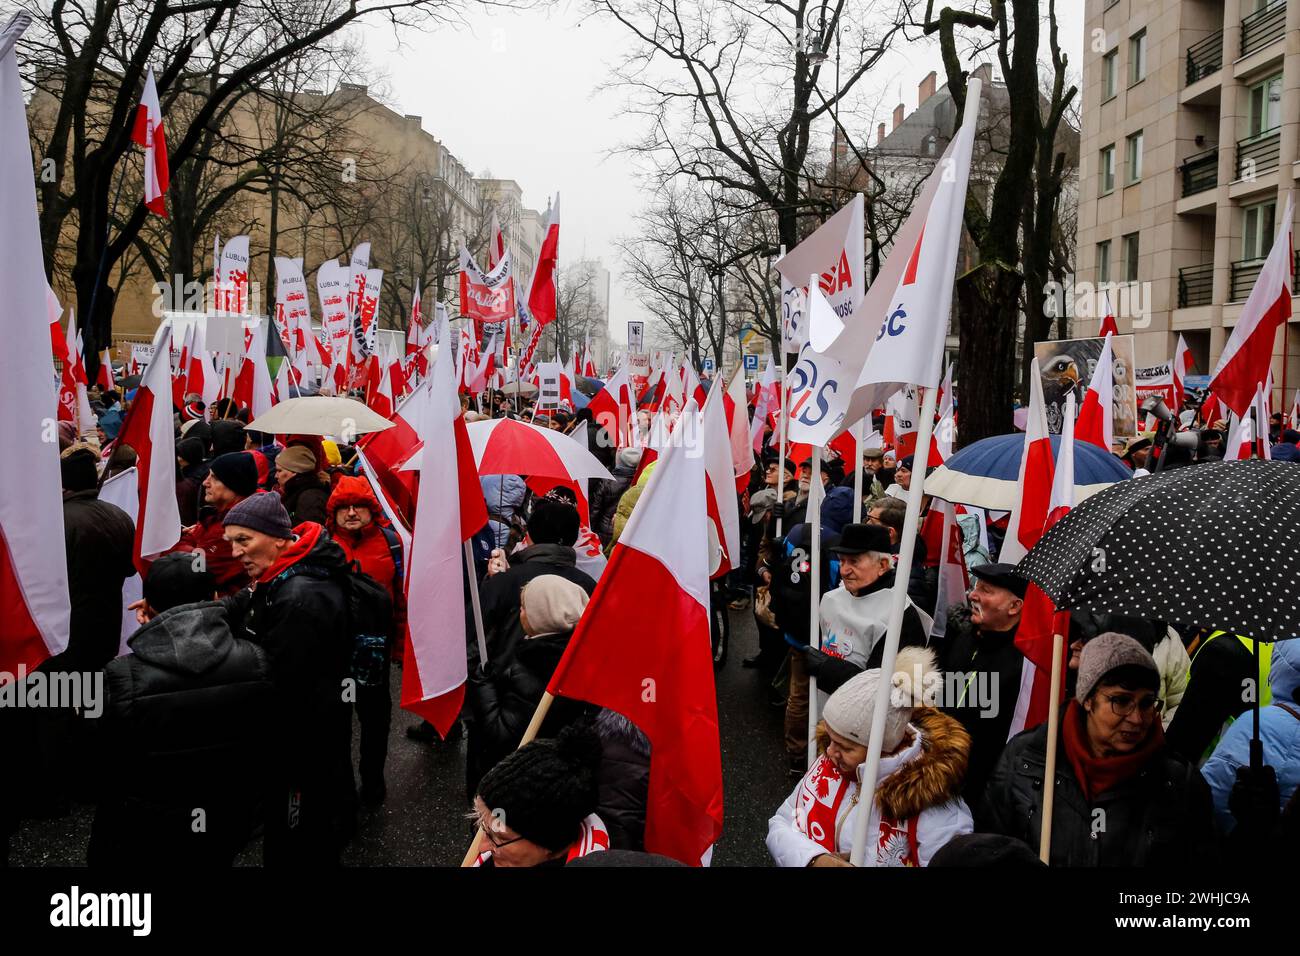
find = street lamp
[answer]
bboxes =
[804,7,829,66]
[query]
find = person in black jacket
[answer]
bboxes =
[465,575,594,797]
[90,554,272,866]
[937,563,1028,806]
[219,492,355,866]
[593,708,651,851]
[174,436,209,527]
[1165,630,1259,764]
[979,633,1218,866]
[273,445,331,526]
[589,448,640,546]
[54,445,136,673]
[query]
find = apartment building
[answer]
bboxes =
[1074,0,1299,403]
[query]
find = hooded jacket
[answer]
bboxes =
[594,709,651,851]
[589,459,637,544]
[1201,640,1300,832]
[979,709,1219,867]
[482,474,529,550]
[767,708,973,866]
[474,543,597,666]
[91,602,272,864]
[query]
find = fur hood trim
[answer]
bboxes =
[875,707,970,821]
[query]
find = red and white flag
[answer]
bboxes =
[1074,332,1114,451]
[400,337,488,736]
[1290,388,1300,430]
[548,404,724,865]
[527,194,560,327]
[1098,291,1118,337]
[587,364,635,447]
[117,323,182,572]
[701,380,741,578]
[1000,358,1055,565]
[723,367,754,489]
[1210,193,1294,416]
[928,499,969,641]
[131,65,169,217]
[750,355,779,454]
[1225,381,1271,461]
[0,16,72,674]
[486,210,506,271]
[774,193,865,345]
[1172,334,1194,414]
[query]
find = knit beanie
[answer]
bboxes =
[521,575,589,637]
[60,443,100,492]
[207,451,260,498]
[616,447,643,472]
[477,725,602,852]
[222,491,295,540]
[176,436,206,467]
[143,552,216,613]
[526,497,580,547]
[822,646,937,751]
[1075,631,1159,703]
[276,444,318,475]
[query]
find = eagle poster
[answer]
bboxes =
[1034,334,1138,440]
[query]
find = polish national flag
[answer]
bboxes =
[1098,291,1118,337]
[999,358,1055,565]
[1009,393,1076,737]
[486,210,506,271]
[581,337,597,378]
[548,403,723,865]
[928,363,955,467]
[1,14,72,674]
[117,322,182,572]
[1209,193,1294,416]
[231,323,274,419]
[527,194,560,327]
[1172,334,1194,414]
[723,367,755,490]
[682,361,707,409]
[587,364,635,447]
[1290,388,1300,430]
[131,65,169,217]
[928,498,969,641]
[750,355,779,455]
[1225,381,1271,461]
[401,337,488,736]
[701,379,741,578]
[96,349,115,390]
[1074,332,1114,451]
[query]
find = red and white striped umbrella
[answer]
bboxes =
[403,417,613,482]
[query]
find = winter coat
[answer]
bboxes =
[465,629,594,784]
[222,527,353,797]
[979,713,1219,867]
[333,522,407,641]
[1166,633,1260,764]
[174,500,251,596]
[474,543,597,665]
[956,512,990,569]
[1201,639,1300,833]
[90,602,273,865]
[595,709,651,851]
[936,605,1026,805]
[767,708,973,866]
[610,461,657,549]
[482,474,529,550]
[280,471,331,527]
[57,489,136,672]
[175,461,209,527]
[590,466,635,545]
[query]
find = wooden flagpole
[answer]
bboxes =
[1038,631,1066,863]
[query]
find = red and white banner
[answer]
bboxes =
[273,256,312,370]
[459,247,516,330]
[131,65,169,217]
[216,235,251,314]
[775,194,865,340]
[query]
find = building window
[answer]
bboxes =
[1125,131,1144,184]
[1100,145,1116,194]
[1247,74,1283,136]
[1102,50,1118,100]
[1122,233,1140,282]
[1128,30,1146,86]
[1096,241,1112,283]
[1242,200,1277,261]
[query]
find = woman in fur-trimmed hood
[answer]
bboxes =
[767,647,974,867]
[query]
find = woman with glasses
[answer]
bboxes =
[979,632,1218,866]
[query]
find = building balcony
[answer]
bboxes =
[1181,148,1218,197]
[1236,130,1280,180]
[1178,263,1214,308]
[1185,30,1223,86]
[1240,1,1286,58]
[1230,252,1300,303]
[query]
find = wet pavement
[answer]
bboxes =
[8,605,794,867]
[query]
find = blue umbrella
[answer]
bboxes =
[926,433,1133,510]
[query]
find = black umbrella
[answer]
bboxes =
[119,373,143,389]
[1018,458,1299,770]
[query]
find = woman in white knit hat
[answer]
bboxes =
[766,647,974,867]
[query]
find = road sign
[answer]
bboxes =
[744,354,759,371]
[627,320,644,353]
[702,357,715,373]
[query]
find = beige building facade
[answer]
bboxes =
[1075,0,1300,406]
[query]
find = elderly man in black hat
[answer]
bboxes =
[937,562,1030,804]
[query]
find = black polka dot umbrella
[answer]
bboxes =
[1017,459,1300,644]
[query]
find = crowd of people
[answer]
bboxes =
[2,377,1298,869]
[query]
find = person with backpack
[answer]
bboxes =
[327,476,406,806]
[219,492,359,866]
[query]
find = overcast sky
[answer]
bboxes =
[358,3,1085,346]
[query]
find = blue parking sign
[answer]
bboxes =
[743,354,758,371]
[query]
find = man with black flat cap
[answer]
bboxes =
[937,562,1030,804]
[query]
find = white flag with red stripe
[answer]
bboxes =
[1173,334,1194,414]
[1075,332,1114,451]
[724,366,754,486]
[131,65,169,217]
[118,322,182,570]
[0,12,71,673]
[750,355,779,454]
[701,378,741,578]
[1210,193,1294,416]
[1000,358,1055,565]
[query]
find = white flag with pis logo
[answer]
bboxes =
[784,79,983,446]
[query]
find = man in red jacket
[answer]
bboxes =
[173,451,258,595]
[327,475,406,805]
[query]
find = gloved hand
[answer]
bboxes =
[1229,763,1280,835]
[772,502,786,521]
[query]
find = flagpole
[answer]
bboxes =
[806,446,823,768]
[775,353,790,538]
[463,538,489,665]
[1038,630,1066,863]
[852,419,866,522]
[849,381,939,867]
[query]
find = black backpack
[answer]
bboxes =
[341,565,394,688]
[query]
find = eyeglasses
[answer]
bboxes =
[1100,693,1162,718]
[478,818,523,849]
[340,504,367,513]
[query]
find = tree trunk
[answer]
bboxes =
[955,262,1022,446]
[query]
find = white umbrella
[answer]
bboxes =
[402,417,613,481]
[245,395,394,438]
[498,379,538,397]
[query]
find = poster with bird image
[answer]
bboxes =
[1034,334,1138,441]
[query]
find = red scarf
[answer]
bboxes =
[257,521,324,584]
[1062,699,1165,801]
